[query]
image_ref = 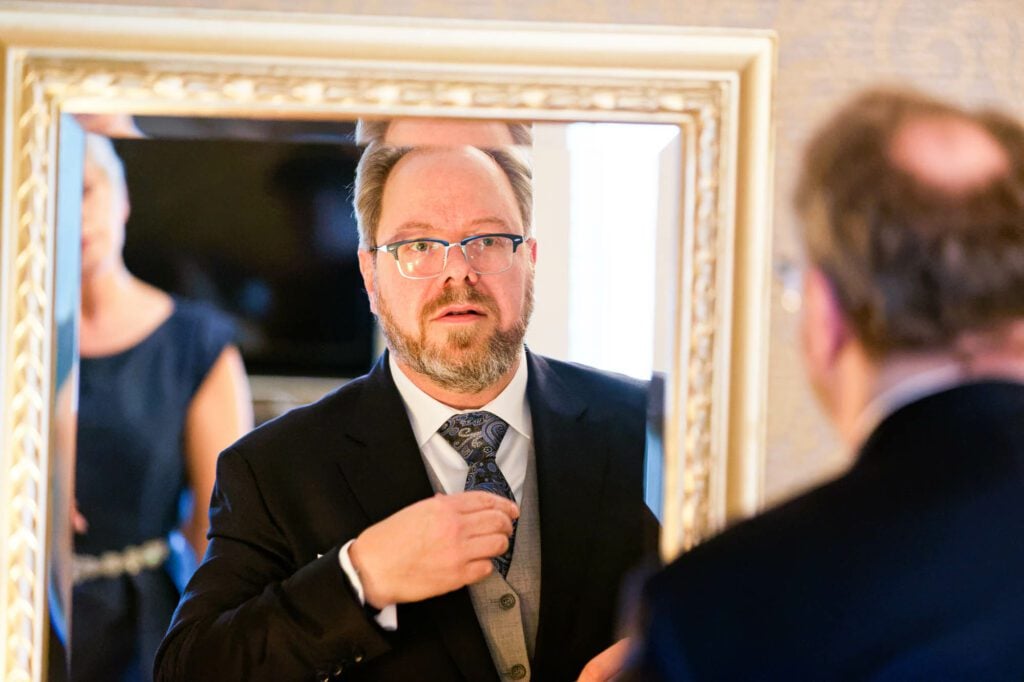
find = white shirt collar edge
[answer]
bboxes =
[388,350,532,448]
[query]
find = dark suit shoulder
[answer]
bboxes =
[225,372,374,466]
[643,384,1024,678]
[530,353,648,415]
[654,471,849,589]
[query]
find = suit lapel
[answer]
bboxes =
[335,353,497,681]
[525,353,610,672]
[334,353,434,521]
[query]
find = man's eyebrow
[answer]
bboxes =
[467,216,512,229]
[387,217,513,240]
[387,222,436,240]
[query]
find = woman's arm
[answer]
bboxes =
[182,345,253,559]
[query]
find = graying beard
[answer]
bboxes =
[375,278,534,394]
[408,324,525,393]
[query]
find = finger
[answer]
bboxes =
[578,638,632,682]
[461,508,515,538]
[463,558,495,584]
[463,533,510,560]
[451,490,519,518]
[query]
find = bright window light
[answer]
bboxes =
[566,122,680,380]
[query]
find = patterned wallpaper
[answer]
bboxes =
[51,0,1024,504]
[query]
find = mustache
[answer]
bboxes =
[421,287,498,320]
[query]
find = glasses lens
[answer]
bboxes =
[396,240,445,278]
[465,235,515,274]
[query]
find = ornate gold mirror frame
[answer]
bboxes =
[0,5,775,680]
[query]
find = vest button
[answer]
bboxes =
[507,663,528,679]
[499,593,516,610]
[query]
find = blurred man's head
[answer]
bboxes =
[354,144,536,398]
[795,88,1024,436]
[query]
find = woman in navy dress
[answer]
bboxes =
[71,134,253,682]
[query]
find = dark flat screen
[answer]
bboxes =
[115,137,374,378]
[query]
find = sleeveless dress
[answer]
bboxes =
[71,298,235,682]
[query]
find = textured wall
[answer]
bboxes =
[52,0,1024,503]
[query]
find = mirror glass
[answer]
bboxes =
[58,114,680,680]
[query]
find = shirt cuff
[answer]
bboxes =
[339,540,398,631]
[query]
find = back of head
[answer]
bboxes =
[796,88,1024,358]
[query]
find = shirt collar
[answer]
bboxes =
[389,350,532,448]
[848,363,964,451]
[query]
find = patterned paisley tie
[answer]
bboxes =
[438,411,516,577]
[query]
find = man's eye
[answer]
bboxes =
[479,237,496,247]
[408,241,433,253]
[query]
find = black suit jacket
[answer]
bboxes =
[155,351,657,681]
[637,381,1024,681]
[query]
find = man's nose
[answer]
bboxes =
[443,244,479,283]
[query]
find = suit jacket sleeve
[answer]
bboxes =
[154,446,391,681]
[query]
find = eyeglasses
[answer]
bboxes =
[371,233,526,280]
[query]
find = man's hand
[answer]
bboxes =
[578,638,632,682]
[349,491,518,608]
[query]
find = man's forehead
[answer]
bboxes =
[387,145,500,178]
[379,147,520,230]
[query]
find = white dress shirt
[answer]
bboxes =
[339,351,533,630]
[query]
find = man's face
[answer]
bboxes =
[359,147,537,394]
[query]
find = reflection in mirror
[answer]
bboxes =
[533,122,680,379]
[61,117,679,680]
[70,128,255,682]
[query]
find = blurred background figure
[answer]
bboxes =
[632,88,1024,679]
[71,133,252,682]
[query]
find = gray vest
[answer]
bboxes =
[422,449,542,681]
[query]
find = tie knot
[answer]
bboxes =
[438,411,509,464]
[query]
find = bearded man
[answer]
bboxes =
[155,143,656,682]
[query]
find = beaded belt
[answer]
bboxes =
[72,538,170,585]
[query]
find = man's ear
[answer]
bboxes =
[801,267,851,374]
[358,250,378,315]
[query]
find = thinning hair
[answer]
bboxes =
[796,87,1024,357]
[355,119,533,147]
[353,143,533,249]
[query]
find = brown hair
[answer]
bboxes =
[795,88,1024,357]
[355,119,533,147]
[353,143,533,249]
